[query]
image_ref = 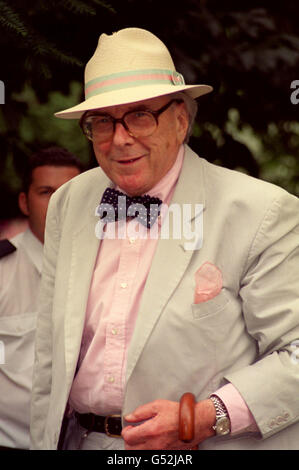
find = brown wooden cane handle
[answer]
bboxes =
[179,392,196,443]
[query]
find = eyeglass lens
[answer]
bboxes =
[82,99,181,141]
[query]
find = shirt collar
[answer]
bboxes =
[146,144,185,204]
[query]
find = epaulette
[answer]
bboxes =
[0,239,17,259]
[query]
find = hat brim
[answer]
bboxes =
[55,84,213,119]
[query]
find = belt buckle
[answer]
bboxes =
[104,414,122,438]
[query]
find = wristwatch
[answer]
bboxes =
[210,395,231,436]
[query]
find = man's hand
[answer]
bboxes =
[122,398,216,450]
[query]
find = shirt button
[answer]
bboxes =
[111,328,118,335]
[129,237,136,244]
[120,282,128,289]
[107,376,115,383]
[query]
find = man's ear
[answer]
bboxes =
[18,192,29,216]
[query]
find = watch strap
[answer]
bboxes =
[210,395,229,419]
[210,395,231,434]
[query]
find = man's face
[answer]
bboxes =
[19,165,80,243]
[92,96,189,196]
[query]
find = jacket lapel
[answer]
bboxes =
[64,172,110,385]
[125,146,206,384]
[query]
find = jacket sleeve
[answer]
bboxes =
[224,190,299,439]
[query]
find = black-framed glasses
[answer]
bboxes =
[80,99,183,142]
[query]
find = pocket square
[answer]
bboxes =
[194,262,223,304]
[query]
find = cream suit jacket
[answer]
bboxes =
[30,145,299,449]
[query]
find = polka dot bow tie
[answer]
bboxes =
[99,187,162,229]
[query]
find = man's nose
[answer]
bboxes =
[112,121,135,145]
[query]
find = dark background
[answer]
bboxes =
[1,0,299,220]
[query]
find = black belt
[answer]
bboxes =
[75,412,122,438]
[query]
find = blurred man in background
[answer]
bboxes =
[0,146,82,449]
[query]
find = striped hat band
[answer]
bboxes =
[85,69,185,99]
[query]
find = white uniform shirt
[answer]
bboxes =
[0,228,43,448]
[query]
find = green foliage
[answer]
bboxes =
[0,1,28,37]
[13,82,89,162]
[0,0,299,219]
[0,81,95,218]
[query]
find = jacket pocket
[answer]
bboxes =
[0,313,36,372]
[192,289,230,320]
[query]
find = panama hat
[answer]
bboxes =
[55,28,213,119]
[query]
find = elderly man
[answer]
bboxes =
[0,147,82,449]
[30,28,299,450]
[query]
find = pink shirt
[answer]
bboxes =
[69,145,258,434]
